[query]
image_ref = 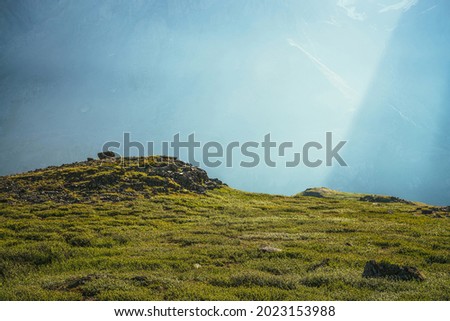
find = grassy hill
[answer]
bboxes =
[0,157,449,300]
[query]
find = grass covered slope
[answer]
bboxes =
[0,158,449,300]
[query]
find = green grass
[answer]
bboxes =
[0,184,449,300]
[0,158,448,300]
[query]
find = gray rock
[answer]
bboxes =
[97,151,117,159]
[359,195,412,204]
[362,260,425,281]
[259,246,282,253]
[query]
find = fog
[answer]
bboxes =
[0,0,449,204]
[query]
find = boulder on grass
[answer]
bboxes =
[259,246,282,253]
[362,260,425,281]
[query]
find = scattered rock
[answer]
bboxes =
[359,195,412,204]
[193,263,202,269]
[430,206,448,213]
[259,246,282,253]
[418,206,450,217]
[362,260,425,281]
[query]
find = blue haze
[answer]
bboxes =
[0,0,449,204]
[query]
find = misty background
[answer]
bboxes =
[0,0,449,205]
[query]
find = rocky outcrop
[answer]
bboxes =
[0,156,224,203]
[359,195,412,204]
[299,187,335,198]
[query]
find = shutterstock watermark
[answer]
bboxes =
[102,132,347,168]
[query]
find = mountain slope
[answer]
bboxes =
[0,159,449,300]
